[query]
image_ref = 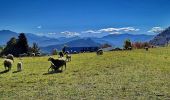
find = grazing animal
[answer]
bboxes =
[48,57,66,72]
[6,54,14,62]
[128,47,132,50]
[59,52,64,58]
[145,47,149,51]
[36,52,41,56]
[49,63,57,72]
[4,59,13,70]
[73,51,78,54]
[97,49,103,55]
[17,62,23,71]
[31,53,35,57]
[66,54,71,62]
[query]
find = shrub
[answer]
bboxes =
[132,42,151,49]
[124,39,132,50]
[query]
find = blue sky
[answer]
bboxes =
[0,0,170,37]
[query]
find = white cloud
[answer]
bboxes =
[82,27,139,34]
[37,25,42,29]
[82,30,101,34]
[148,27,164,33]
[61,31,80,37]
[99,28,119,32]
[110,32,121,34]
[48,32,57,35]
[99,27,139,33]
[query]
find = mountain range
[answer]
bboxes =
[150,27,170,46]
[0,30,54,46]
[0,30,154,53]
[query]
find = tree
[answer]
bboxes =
[143,42,150,48]
[1,33,36,57]
[16,33,29,55]
[62,45,68,54]
[132,42,143,49]
[52,49,58,55]
[31,42,40,54]
[0,45,4,54]
[124,39,132,50]
[1,37,17,56]
[132,42,150,49]
[0,47,2,53]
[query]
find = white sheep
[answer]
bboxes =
[66,54,71,62]
[6,54,14,62]
[31,53,35,57]
[17,62,23,71]
[4,59,13,70]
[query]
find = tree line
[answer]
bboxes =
[0,33,40,57]
[0,33,152,57]
[124,39,151,50]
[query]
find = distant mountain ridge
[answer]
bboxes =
[99,33,154,47]
[0,30,155,53]
[150,27,170,46]
[0,30,18,45]
[41,38,101,53]
[41,33,154,53]
[0,30,55,46]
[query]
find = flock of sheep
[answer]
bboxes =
[1,49,103,73]
[3,54,22,72]
[2,48,149,73]
[0,47,148,72]
[1,51,73,73]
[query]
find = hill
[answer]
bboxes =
[0,47,170,99]
[0,30,154,51]
[99,33,154,47]
[150,27,170,46]
[41,38,101,53]
[41,34,154,53]
[25,33,57,46]
[0,30,18,45]
[0,30,53,46]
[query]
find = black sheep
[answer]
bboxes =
[144,47,149,51]
[59,52,64,58]
[48,57,66,72]
[97,49,103,55]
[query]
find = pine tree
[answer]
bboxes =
[124,39,132,50]
[1,37,17,56]
[62,45,68,54]
[32,42,40,54]
[16,33,29,55]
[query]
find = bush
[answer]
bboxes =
[124,39,132,50]
[132,42,150,49]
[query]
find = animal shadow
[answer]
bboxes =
[0,70,10,74]
[13,70,22,73]
[43,70,63,75]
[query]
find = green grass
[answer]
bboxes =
[0,47,170,99]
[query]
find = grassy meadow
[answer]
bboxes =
[0,47,170,99]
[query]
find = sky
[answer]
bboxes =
[0,0,170,38]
